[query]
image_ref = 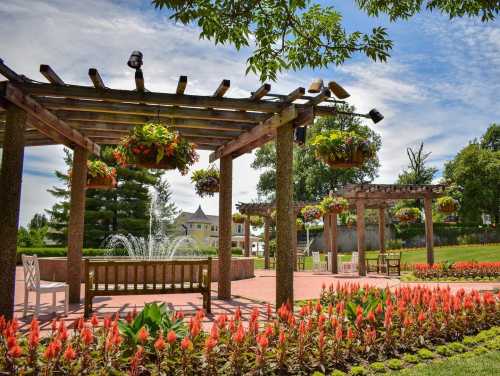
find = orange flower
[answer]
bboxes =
[63,344,76,362]
[8,344,23,358]
[7,336,17,349]
[81,326,93,346]
[232,323,245,344]
[154,333,166,352]
[90,314,99,327]
[166,330,177,344]
[210,323,219,340]
[180,336,193,351]
[204,336,217,354]
[137,326,149,344]
[278,329,286,345]
[257,334,269,349]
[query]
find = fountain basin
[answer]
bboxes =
[38,257,255,283]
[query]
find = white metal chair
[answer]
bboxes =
[22,254,69,317]
[339,252,358,273]
[312,251,327,272]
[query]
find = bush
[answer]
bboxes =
[331,371,347,376]
[457,234,479,245]
[462,336,480,346]
[417,349,435,360]
[385,358,404,370]
[16,248,122,264]
[231,247,243,256]
[386,239,403,250]
[402,354,419,364]
[370,362,386,373]
[436,345,454,357]
[447,342,467,353]
[349,366,368,375]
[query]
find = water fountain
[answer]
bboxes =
[104,187,205,260]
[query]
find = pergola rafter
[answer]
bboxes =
[0,56,378,319]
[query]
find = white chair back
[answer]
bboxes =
[352,252,359,265]
[22,254,40,291]
[312,251,320,264]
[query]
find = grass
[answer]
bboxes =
[394,351,500,375]
[253,244,500,270]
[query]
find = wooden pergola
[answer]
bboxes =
[338,183,446,275]
[0,56,376,319]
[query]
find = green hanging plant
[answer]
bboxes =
[250,216,264,228]
[309,130,375,168]
[436,196,459,213]
[191,165,220,197]
[232,213,245,224]
[113,122,198,174]
[70,160,117,190]
[320,196,349,214]
[394,207,421,223]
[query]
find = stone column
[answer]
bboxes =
[275,121,294,309]
[67,146,88,303]
[0,104,26,319]
[218,155,232,299]
[378,206,386,253]
[264,216,270,269]
[356,199,366,276]
[424,195,434,265]
[244,215,250,257]
[331,212,339,273]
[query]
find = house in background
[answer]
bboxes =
[174,205,261,249]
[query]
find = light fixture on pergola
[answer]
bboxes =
[0,52,382,319]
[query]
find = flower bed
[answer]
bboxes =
[191,166,220,197]
[113,122,198,174]
[413,261,500,280]
[1,284,498,375]
[309,130,375,168]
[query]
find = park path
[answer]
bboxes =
[12,267,500,332]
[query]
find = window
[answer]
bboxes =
[211,225,215,231]
[237,224,243,233]
[197,224,202,229]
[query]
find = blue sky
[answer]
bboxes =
[0,0,498,226]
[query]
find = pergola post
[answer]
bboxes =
[275,121,294,309]
[218,154,232,299]
[244,214,250,257]
[67,146,88,303]
[356,199,367,276]
[292,213,298,271]
[0,104,26,319]
[424,195,434,265]
[264,216,270,269]
[330,212,339,274]
[378,206,386,253]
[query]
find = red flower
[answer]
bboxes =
[166,330,177,344]
[137,326,149,344]
[90,314,99,327]
[279,329,286,345]
[63,344,76,362]
[232,323,245,344]
[210,323,219,340]
[7,336,16,349]
[8,344,23,358]
[336,325,343,341]
[376,303,383,315]
[205,336,217,354]
[81,326,93,346]
[154,333,166,352]
[347,327,355,340]
[181,336,193,351]
[367,310,375,322]
[257,334,269,349]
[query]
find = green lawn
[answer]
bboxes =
[394,351,500,376]
[254,244,500,270]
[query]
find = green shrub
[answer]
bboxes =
[370,362,386,373]
[447,342,467,353]
[485,338,500,351]
[311,372,325,376]
[402,354,419,364]
[269,239,276,257]
[349,366,367,376]
[459,352,476,359]
[417,348,435,360]
[385,358,404,370]
[231,247,243,256]
[473,346,489,355]
[435,345,454,357]
[462,336,480,346]
[331,371,347,376]
[386,239,403,250]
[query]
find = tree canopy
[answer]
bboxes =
[444,125,500,224]
[252,107,381,201]
[152,0,499,81]
[397,142,437,185]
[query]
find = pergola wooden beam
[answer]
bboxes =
[0,58,25,82]
[88,68,106,88]
[40,64,64,85]
[36,97,267,123]
[250,83,271,101]
[176,75,187,95]
[0,83,100,155]
[213,79,230,97]
[209,104,297,162]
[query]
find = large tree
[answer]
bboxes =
[444,126,500,224]
[397,142,437,185]
[153,0,498,81]
[252,107,381,201]
[46,147,177,247]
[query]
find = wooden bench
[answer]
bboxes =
[84,258,211,317]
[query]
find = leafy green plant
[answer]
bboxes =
[436,345,454,357]
[118,302,187,348]
[349,366,368,376]
[402,354,419,364]
[191,166,220,197]
[370,362,386,373]
[436,196,459,213]
[386,239,404,250]
[250,216,264,228]
[417,349,435,360]
[310,130,375,168]
[394,207,421,223]
[86,160,116,179]
[232,213,245,224]
[385,358,404,370]
[447,342,467,353]
[331,370,347,376]
[113,122,198,174]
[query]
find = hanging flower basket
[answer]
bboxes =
[191,166,220,197]
[300,205,323,223]
[320,196,349,214]
[70,160,117,190]
[436,196,459,213]
[113,122,198,174]
[250,216,264,228]
[309,130,375,168]
[395,207,421,223]
[296,218,304,230]
[345,214,357,229]
[232,213,245,224]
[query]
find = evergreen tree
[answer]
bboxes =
[46,147,170,247]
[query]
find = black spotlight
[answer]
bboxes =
[368,108,384,124]
[294,126,307,145]
[127,51,143,70]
